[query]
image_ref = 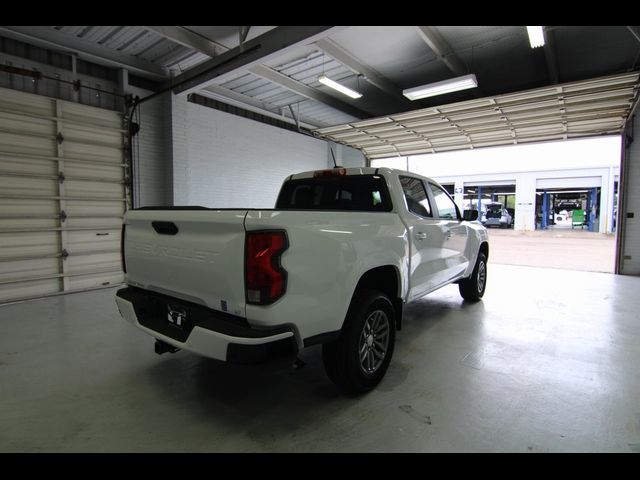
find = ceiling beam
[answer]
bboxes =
[315,38,413,108]
[543,28,560,84]
[201,84,326,128]
[627,26,640,44]
[239,26,251,46]
[144,26,227,58]
[151,44,191,67]
[249,64,369,119]
[0,26,167,79]
[170,26,347,95]
[414,26,482,98]
[414,26,467,76]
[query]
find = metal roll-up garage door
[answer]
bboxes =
[0,86,129,303]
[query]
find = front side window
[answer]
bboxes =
[399,176,432,217]
[428,183,459,220]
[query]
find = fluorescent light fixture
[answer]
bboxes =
[318,75,362,99]
[527,26,545,48]
[402,74,478,100]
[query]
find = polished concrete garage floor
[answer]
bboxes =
[487,229,616,273]
[1,264,639,452]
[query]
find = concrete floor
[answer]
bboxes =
[1,264,639,452]
[487,229,616,273]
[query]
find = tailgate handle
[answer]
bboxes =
[152,221,179,235]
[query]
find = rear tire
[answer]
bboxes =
[459,252,487,302]
[322,289,396,394]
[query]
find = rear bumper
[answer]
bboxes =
[115,287,296,363]
[483,218,509,226]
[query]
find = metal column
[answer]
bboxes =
[587,187,598,232]
[541,191,549,230]
[477,186,482,211]
[612,181,618,232]
[55,100,70,291]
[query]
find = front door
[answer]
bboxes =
[426,182,470,281]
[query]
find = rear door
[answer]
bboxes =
[426,182,470,280]
[398,176,444,299]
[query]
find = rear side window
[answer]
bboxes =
[399,176,432,217]
[275,175,392,212]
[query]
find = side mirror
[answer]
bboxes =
[463,209,479,221]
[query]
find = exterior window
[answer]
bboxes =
[399,176,432,217]
[428,183,459,220]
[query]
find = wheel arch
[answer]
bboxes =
[349,265,404,331]
[479,241,489,261]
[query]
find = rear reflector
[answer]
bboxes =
[245,231,288,305]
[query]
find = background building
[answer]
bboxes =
[372,135,621,233]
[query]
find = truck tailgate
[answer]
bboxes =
[124,209,247,317]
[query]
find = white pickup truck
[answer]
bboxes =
[116,167,489,393]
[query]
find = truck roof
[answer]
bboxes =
[289,167,439,185]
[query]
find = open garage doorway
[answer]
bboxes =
[536,187,601,231]
[463,184,515,229]
[372,136,621,273]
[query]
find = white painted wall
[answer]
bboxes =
[338,143,367,167]
[131,90,173,207]
[514,175,537,231]
[171,96,332,208]
[621,117,640,275]
[326,143,366,168]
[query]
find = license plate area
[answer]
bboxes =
[167,303,188,329]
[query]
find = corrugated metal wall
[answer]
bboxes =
[0,86,128,302]
[0,51,122,111]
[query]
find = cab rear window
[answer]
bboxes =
[275,175,392,212]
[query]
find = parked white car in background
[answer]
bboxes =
[480,202,513,228]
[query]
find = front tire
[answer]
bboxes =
[322,289,396,394]
[459,252,487,302]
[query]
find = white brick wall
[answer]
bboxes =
[622,116,640,275]
[337,143,366,167]
[170,93,189,204]
[171,98,332,208]
[131,90,173,207]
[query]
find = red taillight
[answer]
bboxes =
[245,231,288,305]
[121,223,127,273]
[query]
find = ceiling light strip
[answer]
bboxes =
[318,75,362,99]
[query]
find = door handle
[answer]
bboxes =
[415,232,427,240]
